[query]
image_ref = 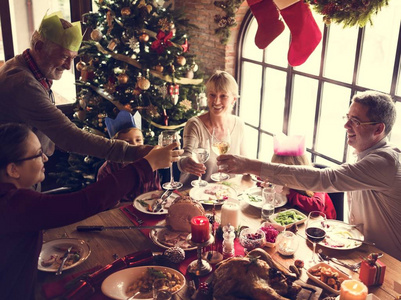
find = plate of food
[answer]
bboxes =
[101,266,185,300]
[133,190,180,215]
[319,220,364,250]
[269,208,307,228]
[307,262,350,295]
[149,220,196,251]
[189,183,237,205]
[38,238,91,272]
[242,187,287,209]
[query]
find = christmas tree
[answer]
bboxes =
[50,0,206,190]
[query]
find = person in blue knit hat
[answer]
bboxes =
[97,111,161,202]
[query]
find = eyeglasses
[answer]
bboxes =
[342,115,381,127]
[14,150,45,163]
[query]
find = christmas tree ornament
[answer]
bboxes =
[273,0,322,66]
[176,55,186,66]
[185,69,194,79]
[76,61,86,72]
[137,77,150,90]
[158,84,168,99]
[139,32,150,43]
[90,29,103,41]
[164,247,185,263]
[106,10,114,34]
[151,30,173,54]
[170,22,176,36]
[76,109,86,121]
[168,64,175,73]
[181,39,189,53]
[247,0,285,49]
[132,87,142,95]
[121,7,131,16]
[197,92,207,108]
[117,73,129,84]
[79,98,87,109]
[128,36,139,50]
[191,63,199,72]
[169,84,179,105]
[154,64,164,73]
[107,39,118,51]
[162,108,169,125]
[147,104,159,118]
[180,99,192,111]
[146,4,153,13]
[80,66,95,82]
[105,81,116,94]
[158,18,170,31]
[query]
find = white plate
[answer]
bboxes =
[319,220,364,250]
[189,183,237,205]
[269,208,307,228]
[242,187,287,209]
[133,190,180,215]
[101,266,186,300]
[38,238,91,272]
[149,220,196,251]
[307,262,350,295]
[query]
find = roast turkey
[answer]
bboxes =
[165,196,205,232]
[211,248,301,300]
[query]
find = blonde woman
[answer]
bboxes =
[178,70,246,187]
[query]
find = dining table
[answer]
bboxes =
[34,175,401,300]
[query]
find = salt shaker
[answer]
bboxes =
[222,225,235,258]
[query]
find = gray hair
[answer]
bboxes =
[352,90,396,135]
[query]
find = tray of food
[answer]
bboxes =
[306,262,350,295]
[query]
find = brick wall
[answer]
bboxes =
[174,0,250,80]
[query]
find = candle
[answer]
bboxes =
[220,201,240,228]
[340,280,368,300]
[190,216,210,243]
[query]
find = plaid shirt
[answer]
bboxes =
[22,49,55,104]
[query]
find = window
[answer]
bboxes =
[238,2,401,167]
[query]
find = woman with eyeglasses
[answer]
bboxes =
[0,123,182,299]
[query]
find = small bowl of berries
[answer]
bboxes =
[259,221,284,248]
[239,227,266,253]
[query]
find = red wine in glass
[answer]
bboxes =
[306,227,326,243]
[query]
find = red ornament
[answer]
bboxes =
[151,30,173,54]
[162,108,169,126]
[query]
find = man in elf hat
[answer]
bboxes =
[0,12,152,178]
[218,91,401,260]
[97,110,161,201]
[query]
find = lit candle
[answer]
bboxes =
[220,201,240,228]
[340,279,368,300]
[190,216,210,243]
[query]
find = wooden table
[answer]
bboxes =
[35,176,401,300]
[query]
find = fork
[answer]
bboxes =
[318,250,361,272]
[123,207,144,225]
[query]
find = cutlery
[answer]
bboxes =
[318,251,361,272]
[153,190,173,212]
[347,237,375,246]
[317,252,351,278]
[76,225,167,231]
[56,246,72,275]
[123,207,144,224]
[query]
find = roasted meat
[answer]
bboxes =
[211,248,301,300]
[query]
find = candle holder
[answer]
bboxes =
[186,233,215,276]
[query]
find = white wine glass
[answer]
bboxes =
[158,130,183,190]
[305,211,327,264]
[210,128,230,182]
[191,139,210,187]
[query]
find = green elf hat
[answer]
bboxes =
[38,11,83,51]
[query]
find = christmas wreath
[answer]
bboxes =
[305,0,389,27]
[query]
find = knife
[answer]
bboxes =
[56,246,72,275]
[76,225,166,231]
[347,237,376,246]
[153,190,173,212]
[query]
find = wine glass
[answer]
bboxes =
[305,211,327,264]
[158,130,183,190]
[191,139,210,187]
[210,128,230,182]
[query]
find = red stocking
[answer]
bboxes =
[277,1,322,66]
[247,0,285,49]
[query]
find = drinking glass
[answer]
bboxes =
[191,139,211,187]
[305,211,327,264]
[158,130,183,190]
[261,187,275,221]
[210,128,230,181]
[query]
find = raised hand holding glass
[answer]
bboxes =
[158,130,183,190]
[210,128,230,182]
[191,139,210,187]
